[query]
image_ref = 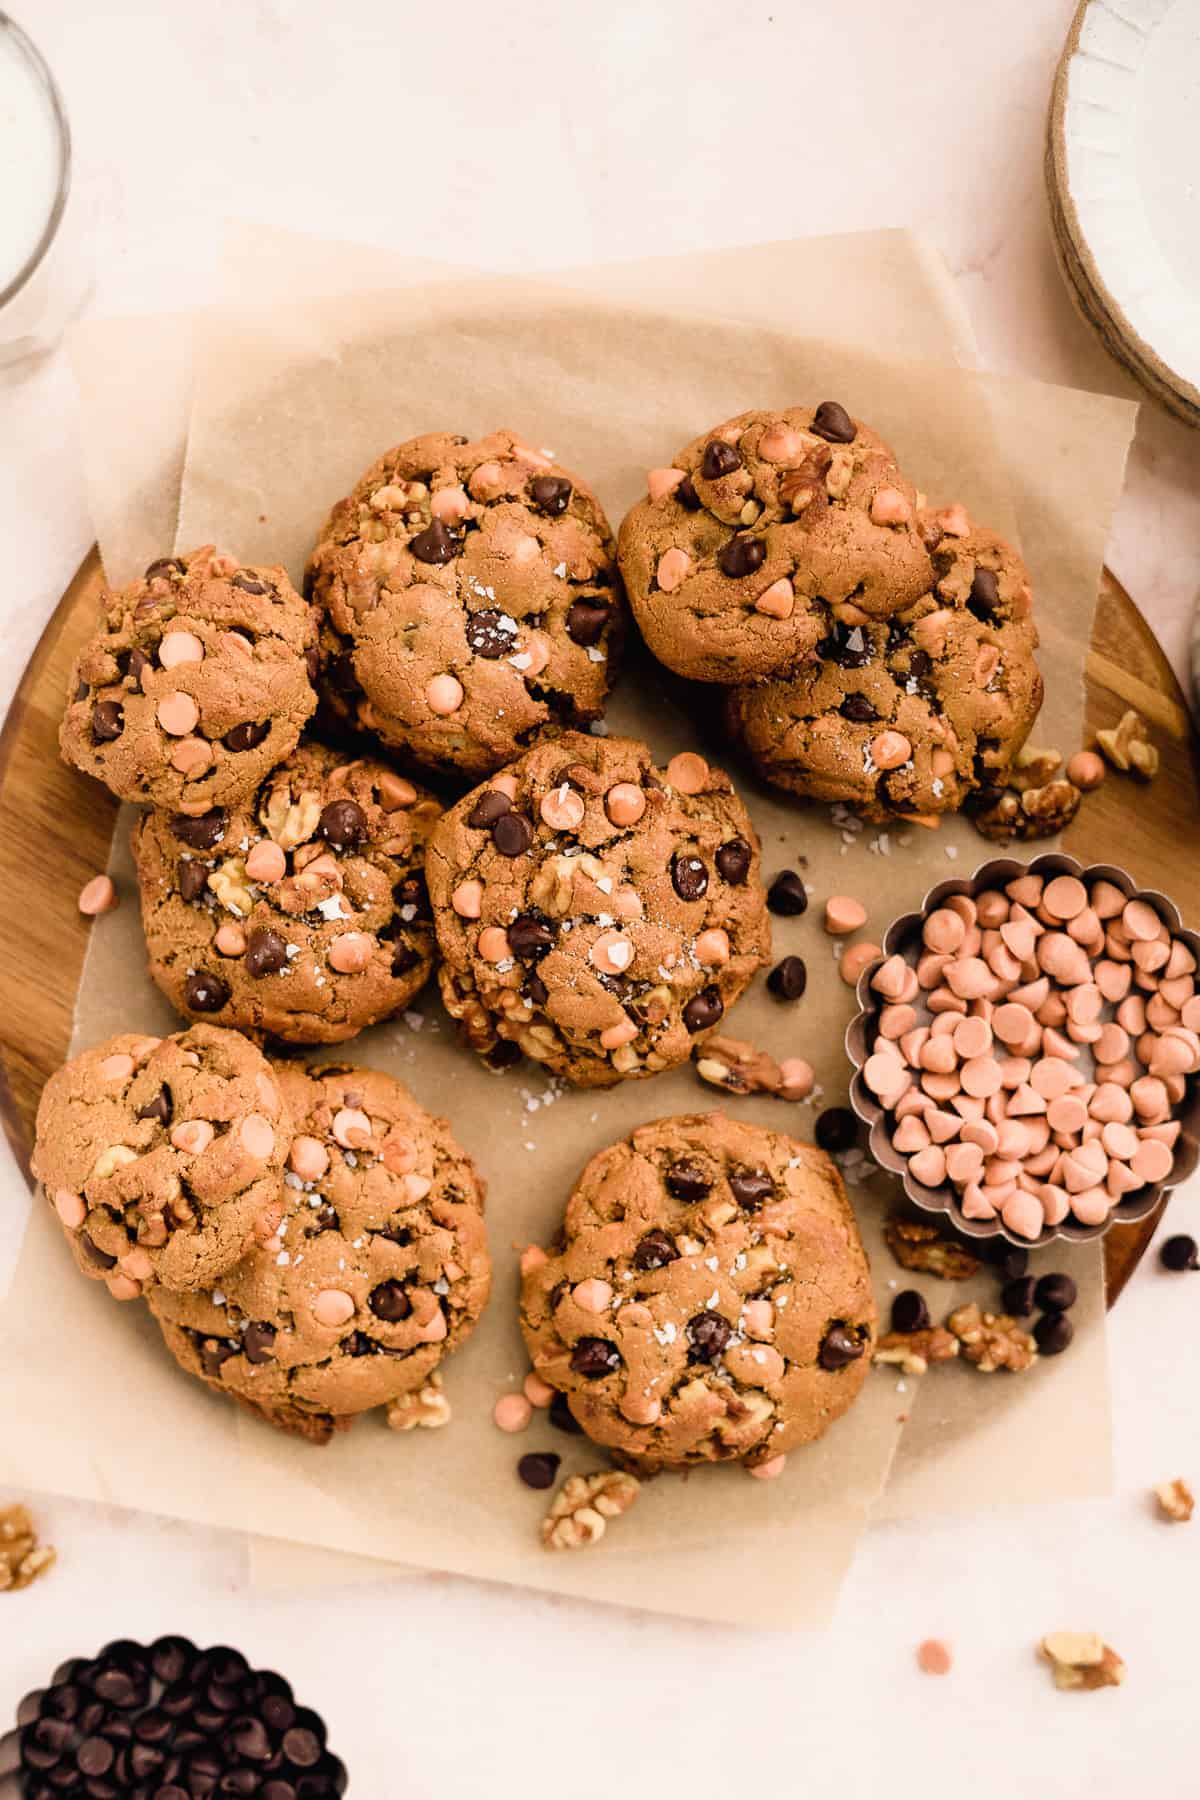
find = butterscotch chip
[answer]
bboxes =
[60,546,317,811]
[884,1215,981,1280]
[520,1113,876,1470]
[427,731,769,1086]
[133,740,441,1044]
[306,430,624,779]
[151,1063,489,1439]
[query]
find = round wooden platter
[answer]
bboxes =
[1,549,1196,1305]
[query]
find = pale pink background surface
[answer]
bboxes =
[1,3,1197,1795]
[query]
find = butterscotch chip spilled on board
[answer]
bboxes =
[0,1503,56,1592]
[1039,1631,1125,1691]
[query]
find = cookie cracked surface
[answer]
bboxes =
[519,1113,876,1469]
[31,1024,293,1297]
[150,1062,490,1441]
[724,522,1043,820]
[617,404,933,684]
[306,430,625,778]
[60,546,318,811]
[426,731,770,1087]
[132,740,442,1044]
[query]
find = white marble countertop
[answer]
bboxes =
[2,2,1198,1793]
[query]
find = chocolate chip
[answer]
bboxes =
[74,678,88,701]
[633,1228,679,1270]
[465,608,518,659]
[671,852,708,901]
[683,988,723,1033]
[487,1037,524,1069]
[968,566,999,620]
[517,1451,561,1490]
[145,557,185,582]
[171,808,228,850]
[492,812,534,857]
[124,646,151,689]
[687,1310,732,1362]
[393,872,430,919]
[526,972,549,1007]
[1002,1276,1036,1317]
[410,519,457,564]
[282,1725,322,1767]
[198,1336,238,1378]
[549,1391,584,1434]
[839,694,878,723]
[676,473,700,510]
[77,1736,115,1775]
[814,1107,858,1153]
[570,1336,621,1377]
[767,955,807,1001]
[717,534,767,579]
[811,400,856,444]
[1034,1312,1073,1355]
[222,720,271,753]
[78,1232,117,1270]
[305,644,321,686]
[817,620,874,668]
[665,1158,710,1201]
[368,1280,412,1322]
[565,597,610,647]
[391,940,420,977]
[245,929,289,978]
[91,699,124,742]
[715,838,751,884]
[700,439,741,480]
[891,1290,930,1333]
[818,1323,866,1370]
[908,648,933,679]
[767,870,808,916]
[729,1170,773,1210]
[507,912,555,959]
[467,788,512,829]
[1161,1234,1199,1271]
[988,1241,1029,1280]
[318,798,367,850]
[530,473,572,516]
[327,652,362,695]
[136,1088,172,1125]
[175,858,208,904]
[184,970,230,1013]
[1034,1272,1077,1313]
[242,1323,277,1364]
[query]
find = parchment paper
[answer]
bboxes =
[22,245,1133,1623]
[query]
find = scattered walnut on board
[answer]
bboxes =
[541,1470,640,1551]
[1039,1631,1125,1691]
[1153,1478,1194,1523]
[884,1215,981,1281]
[873,1325,960,1376]
[0,1502,56,1592]
[693,1034,813,1101]
[1097,708,1159,781]
[948,1302,1037,1373]
[386,1374,451,1432]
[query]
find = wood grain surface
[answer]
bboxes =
[1,548,1195,1304]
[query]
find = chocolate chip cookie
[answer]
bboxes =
[617,403,933,683]
[724,519,1043,819]
[306,430,625,778]
[425,731,770,1086]
[519,1113,876,1469]
[149,1063,490,1442]
[31,1025,293,1298]
[60,546,318,812]
[132,740,442,1044]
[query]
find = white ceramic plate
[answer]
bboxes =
[1051,0,1200,426]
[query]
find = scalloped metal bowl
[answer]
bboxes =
[845,852,1200,1250]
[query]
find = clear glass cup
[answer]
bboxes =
[0,12,89,366]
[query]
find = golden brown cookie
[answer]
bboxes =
[724,521,1043,820]
[149,1062,490,1440]
[617,403,933,683]
[306,429,625,778]
[132,741,442,1044]
[60,546,318,811]
[31,1025,293,1298]
[426,732,771,1087]
[519,1113,876,1470]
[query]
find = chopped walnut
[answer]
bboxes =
[1154,1477,1194,1523]
[262,785,322,850]
[386,1375,451,1432]
[541,1470,640,1551]
[0,1503,57,1593]
[970,778,1082,843]
[948,1302,1037,1373]
[693,1035,811,1100]
[873,1326,960,1375]
[1039,1631,1126,1691]
[884,1215,981,1280]
[1097,708,1158,780]
[1008,744,1063,792]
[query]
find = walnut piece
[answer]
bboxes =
[386,1375,451,1432]
[1039,1631,1126,1691]
[693,1034,811,1100]
[884,1215,981,1280]
[262,785,321,851]
[873,1326,960,1375]
[0,1503,57,1593]
[970,777,1082,843]
[948,1302,1037,1373]
[1154,1477,1194,1523]
[1097,708,1158,780]
[1008,744,1063,792]
[541,1470,640,1551]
